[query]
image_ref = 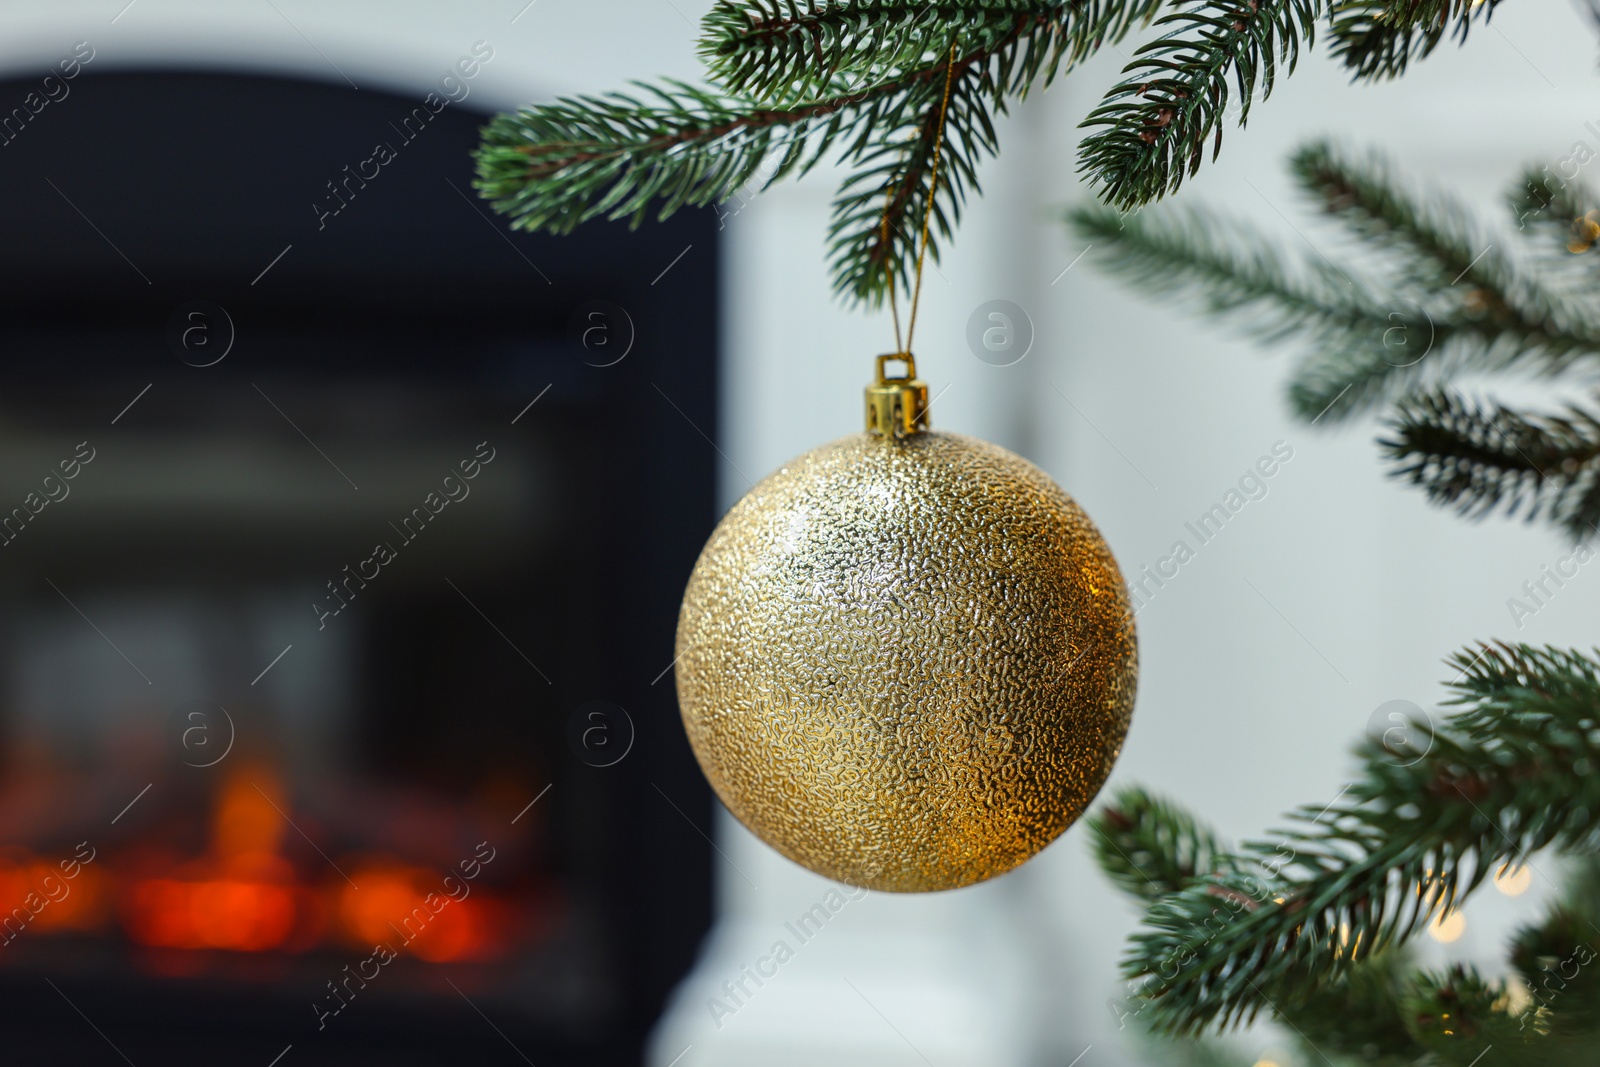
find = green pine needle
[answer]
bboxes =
[1277,952,1424,1063]
[700,0,1168,100]
[1069,196,1393,337]
[826,59,992,304]
[1069,193,1436,425]
[703,0,1017,99]
[1292,140,1514,296]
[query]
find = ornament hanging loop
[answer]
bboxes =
[867,41,955,441]
[865,352,929,438]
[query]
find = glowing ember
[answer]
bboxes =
[122,772,304,952]
[0,848,107,939]
[2,766,522,964]
[125,877,297,951]
[337,863,502,963]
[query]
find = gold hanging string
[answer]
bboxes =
[904,39,960,358]
[882,191,904,354]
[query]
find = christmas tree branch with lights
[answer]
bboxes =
[1091,644,1600,1063]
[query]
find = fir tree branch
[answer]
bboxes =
[1077,0,1322,211]
[1399,952,1600,1067]
[828,58,996,303]
[475,78,886,236]
[1509,166,1600,286]
[1076,0,1517,210]
[1510,167,1599,241]
[1070,197,1455,423]
[700,0,1009,99]
[1074,142,1600,425]
[478,0,1520,309]
[1092,787,1427,1060]
[1070,199,1395,341]
[703,0,1177,302]
[1292,141,1517,297]
[1510,856,1600,1042]
[478,0,1173,307]
[1330,0,1509,80]
[1383,389,1600,542]
[474,69,975,305]
[1091,787,1236,902]
[1295,143,1599,351]
[1401,964,1523,1062]
[700,0,1166,100]
[1119,643,1600,1036]
[1276,952,1426,1065]
[1284,141,1600,422]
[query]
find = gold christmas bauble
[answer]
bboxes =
[675,364,1137,892]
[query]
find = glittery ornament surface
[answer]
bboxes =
[675,431,1137,892]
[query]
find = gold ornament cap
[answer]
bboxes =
[864,352,929,438]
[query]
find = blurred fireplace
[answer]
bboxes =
[0,68,717,1066]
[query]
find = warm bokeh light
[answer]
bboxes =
[122,769,305,953]
[337,864,502,963]
[0,765,521,967]
[1502,976,1532,1016]
[409,896,495,963]
[1252,1044,1293,1067]
[1334,920,1362,959]
[339,867,434,947]
[125,876,297,951]
[215,772,288,861]
[1494,863,1533,897]
[1429,911,1466,943]
[0,857,109,934]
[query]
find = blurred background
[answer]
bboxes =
[0,2,1594,1066]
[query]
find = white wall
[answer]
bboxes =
[1,3,1594,1064]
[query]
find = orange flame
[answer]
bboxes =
[122,769,302,953]
[336,864,500,963]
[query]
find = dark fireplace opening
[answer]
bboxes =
[0,68,718,1066]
